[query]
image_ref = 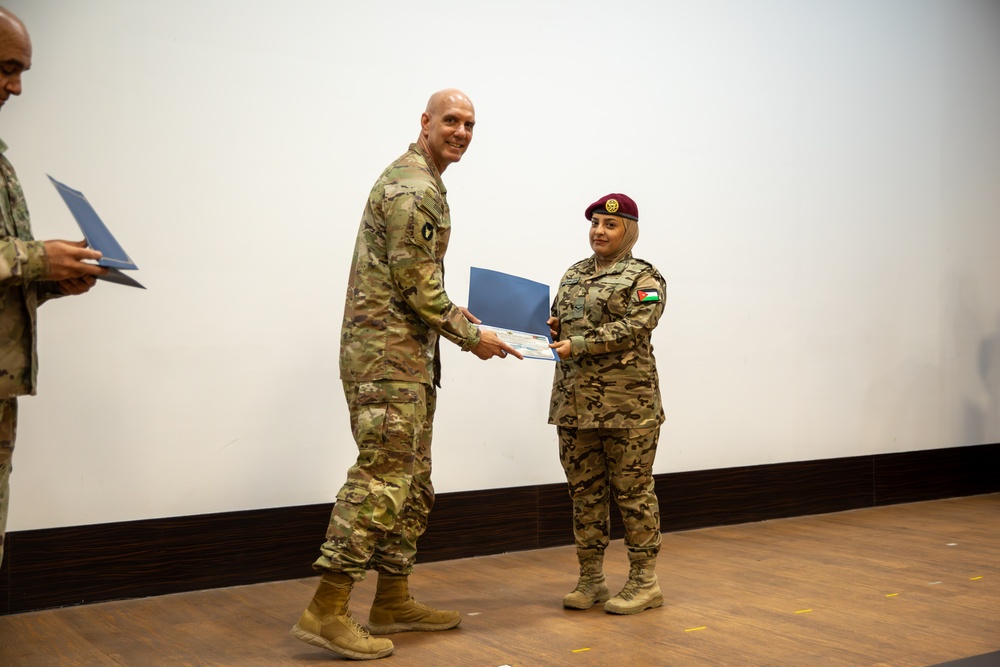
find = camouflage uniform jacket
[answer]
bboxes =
[0,138,59,399]
[549,254,666,429]
[339,143,480,387]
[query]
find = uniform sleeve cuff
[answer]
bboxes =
[570,336,587,357]
[23,240,49,283]
[461,326,482,352]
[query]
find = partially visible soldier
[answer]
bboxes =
[0,5,108,568]
[291,88,521,661]
[547,193,667,615]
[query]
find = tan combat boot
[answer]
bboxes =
[604,558,663,615]
[563,554,611,609]
[291,572,395,660]
[366,573,462,634]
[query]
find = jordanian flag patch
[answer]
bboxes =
[637,289,661,302]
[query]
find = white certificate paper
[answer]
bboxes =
[478,325,555,361]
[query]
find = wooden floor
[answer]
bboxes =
[1,494,997,667]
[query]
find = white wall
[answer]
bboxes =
[4,0,999,531]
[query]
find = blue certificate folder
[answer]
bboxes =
[47,175,145,289]
[468,267,556,361]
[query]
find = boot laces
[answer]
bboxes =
[401,594,433,612]
[340,593,372,638]
[618,578,642,600]
[617,568,648,601]
[574,576,602,595]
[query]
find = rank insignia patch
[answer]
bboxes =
[421,222,434,241]
[637,289,660,302]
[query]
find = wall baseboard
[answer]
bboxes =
[1,443,997,615]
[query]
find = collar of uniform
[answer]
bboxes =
[590,253,633,276]
[408,142,447,196]
[0,138,7,154]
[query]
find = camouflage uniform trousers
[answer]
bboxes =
[0,398,17,566]
[558,425,661,563]
[313,380,436,581]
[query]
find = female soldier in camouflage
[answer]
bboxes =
[547,193,666,615]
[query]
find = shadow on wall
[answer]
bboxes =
[963,310,1000,445]
[972,312,1000,441]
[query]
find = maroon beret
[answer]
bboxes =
[585,193,638,221]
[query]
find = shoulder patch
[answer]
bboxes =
[406,186,445,250]
[417,189,444,221]
[636,289,660,303]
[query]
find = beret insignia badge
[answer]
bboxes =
[605,199,619,214]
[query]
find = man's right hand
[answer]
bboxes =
[43,240,109,281]
[471,329,523,361]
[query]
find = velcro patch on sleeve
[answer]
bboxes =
[407,190,443,250]
[637,289,660,302]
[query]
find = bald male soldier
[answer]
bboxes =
[291,89,521,660]
[0,5,108,568]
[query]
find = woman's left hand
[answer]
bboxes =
[546,316,559,340]
[549,339,572,360]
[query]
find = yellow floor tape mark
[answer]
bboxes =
[886,593,899,597]
[970,576,983,580]
[795,609,813,614]
[685,626,708,632]
[571,648,591,653]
